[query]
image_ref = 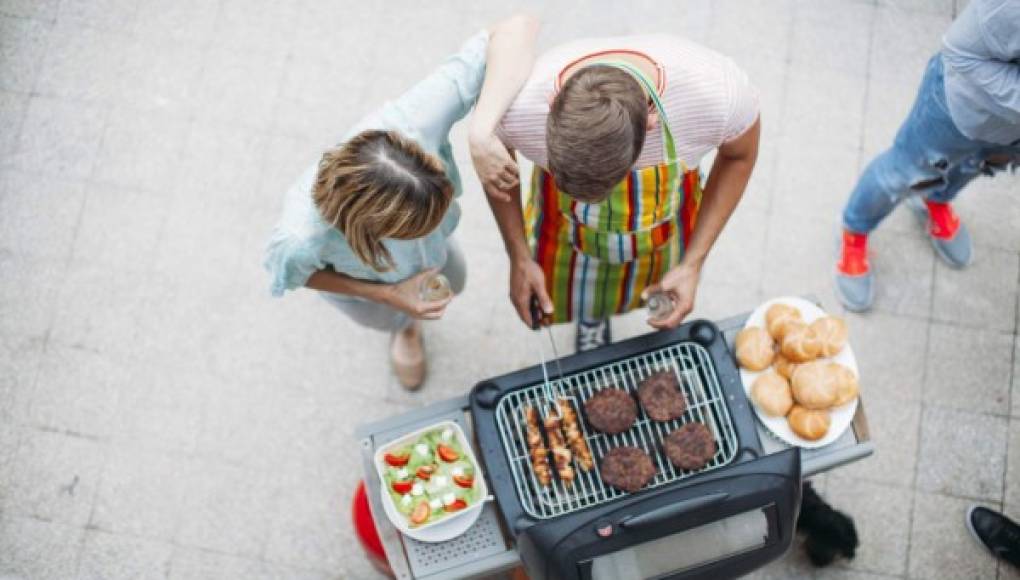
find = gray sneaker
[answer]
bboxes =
[904,196,973,269]
[833,230,875,312]
[834,270,874,313]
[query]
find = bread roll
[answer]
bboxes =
[830,363,859,407]
[735,327,775,371]
[773,352,799,380]
[791,361,838,409]
[765,303,802,341]
[810,317,848,358]
[788,405,831,441]
[751,372,794,417]
[781,322,822,362]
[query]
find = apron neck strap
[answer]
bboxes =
[595,60,678,165]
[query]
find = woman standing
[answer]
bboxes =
[265,15,540,389]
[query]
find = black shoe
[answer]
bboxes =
[575,318,611,353]
[966,506,1020,567]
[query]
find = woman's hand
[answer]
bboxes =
[510,256,553,327]
[469,130,519,202]
[641,264,701,329]
[381,269,454,320]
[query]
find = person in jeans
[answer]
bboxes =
[834,0,1019,311]
[264,15,540,389]
[473,35,760,351]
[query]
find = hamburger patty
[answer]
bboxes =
[663,422,717,470]
[583,388,637,434]
[600,446,655,493]
[637,371,687,421]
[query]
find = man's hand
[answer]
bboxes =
[641,264,701,329]
[381,269,453,320]
[510,256,553,327]
[469,131,518,202]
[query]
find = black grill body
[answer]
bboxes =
[470,320,802,580]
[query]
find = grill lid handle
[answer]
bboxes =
[617,492,730,529]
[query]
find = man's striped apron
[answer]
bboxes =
[524,61,703,324]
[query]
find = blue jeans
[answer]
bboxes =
[843,56,1020,234]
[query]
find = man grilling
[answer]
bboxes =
[469,34,760,352]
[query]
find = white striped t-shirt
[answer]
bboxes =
[497,34,760,169]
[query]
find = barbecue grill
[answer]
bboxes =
[355,302,874,580]
[472,319,799,580]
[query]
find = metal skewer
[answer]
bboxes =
[530,296,563,418]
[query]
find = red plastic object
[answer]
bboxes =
[352,480,394,578]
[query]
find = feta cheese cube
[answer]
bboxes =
[428,498,442,510]
[451,466,464,477]
[411,483,424,497]
[415,443,429,457]
[400,495,412,507]
[442,492,456,506]
[396,468,409,479]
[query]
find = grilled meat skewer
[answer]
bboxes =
[557,398,593,471]
[523,406,552,486]
[543,410,575,486]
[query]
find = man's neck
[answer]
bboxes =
[560,50,660,96]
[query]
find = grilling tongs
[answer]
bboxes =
[530,296,565,419]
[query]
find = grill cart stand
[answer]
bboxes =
[355,305,874,580]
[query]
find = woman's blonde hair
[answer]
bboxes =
[313,130,453,271]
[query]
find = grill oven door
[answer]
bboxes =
[581,505,777,579]
[517,448,801,580]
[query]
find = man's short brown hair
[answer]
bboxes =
[546,65,648,202]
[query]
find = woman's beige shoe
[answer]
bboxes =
[391,322,426,390]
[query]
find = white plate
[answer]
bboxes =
[373,420,488,543]
[739,296,859,449]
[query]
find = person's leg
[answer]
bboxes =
[835,55,984,310]
[440,236,467,295]
[319,293,426,390]
[966,506,1020,567]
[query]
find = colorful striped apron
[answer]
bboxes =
[525,61,703,323]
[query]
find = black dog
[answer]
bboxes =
[797,481,859,566]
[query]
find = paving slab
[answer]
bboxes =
[3,427,107,526]
[932,245,1019,334]
[0,516,85,578]
[34,20,130,103]
[908,491,999,580]
[916,406,1008,501]
[825,476,912,576]
[77,529,174,580]
[868,228,935,320]
[1006,419,1020,523]
[4,95,107,179]
[90,449,190,541]
[0,90,27,158]
[925,322,1013,416]
[93,106,191,191]
[0,15,50,92]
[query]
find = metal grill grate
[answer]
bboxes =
[494,342,739,519]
